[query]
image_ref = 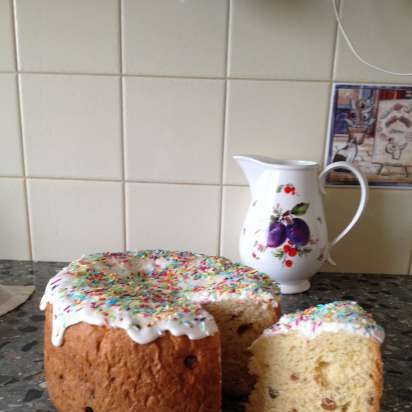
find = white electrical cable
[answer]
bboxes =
[332,0,412,76]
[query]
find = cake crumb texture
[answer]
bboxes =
[248,302,384,412]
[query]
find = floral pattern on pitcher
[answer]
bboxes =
[276,183,297,195]
[272,238,319,268]
[251,197,319,268]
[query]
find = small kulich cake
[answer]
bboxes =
[248,301,385,412]
[40,250,281,412]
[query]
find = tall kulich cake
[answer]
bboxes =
[40,250,281,412]
[247,301,385,412]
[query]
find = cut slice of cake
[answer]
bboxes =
[248,301,385,412]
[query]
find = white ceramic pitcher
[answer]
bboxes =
[234,155,368,294]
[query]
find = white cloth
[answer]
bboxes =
[0,284,35,316]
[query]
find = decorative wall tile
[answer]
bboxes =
[0,0,15,71]
[122,0,228,76]
[15,0,119,73]
[335,0,412,83]
[0,179,30,260]
[20,74,122,179]
[229,0,336,80]
[0,74,22,176]
[220,185,250,262]
[124,77,224,183]
[322,188,412,275]
[126,183,220,255]
[28,179,123,261]
[224,80,330,185]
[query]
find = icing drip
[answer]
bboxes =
[40,250,280,346]
[264,301,384,343]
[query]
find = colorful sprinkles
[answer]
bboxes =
[40,250,280,346]
[265,301,384,343]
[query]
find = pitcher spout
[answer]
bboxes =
[233,155,272,198]
[234,155,320,198]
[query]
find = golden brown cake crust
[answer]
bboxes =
[370,340,384,412]
[44,305,221,412]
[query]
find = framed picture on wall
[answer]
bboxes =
[325,83,412,188]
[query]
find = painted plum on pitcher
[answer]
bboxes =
[286,218,310,247]
[267,222,286,248]
[260,198,317,268]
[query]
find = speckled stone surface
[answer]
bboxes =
[0,260,411,412]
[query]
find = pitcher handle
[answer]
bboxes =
[319,161,369,265]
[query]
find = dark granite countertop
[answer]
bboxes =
[0,260,411,412]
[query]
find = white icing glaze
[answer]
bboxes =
[40,250,280,346]
[263,301,384,343]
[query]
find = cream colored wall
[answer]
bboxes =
[0,0,411,274]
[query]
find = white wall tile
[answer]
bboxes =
[335,0,412,83]
[20,74,122,179]
[122,0,228,76]
[0,0,15,71]
[0,179,30,259]
[322,188,412,275]
[124,77,224,184]
[28,179,123,261]
[229,0,336,80]
[0,74,22,176]
[15,0,119,73]
[220,185,250,262]
[126,183,220,255]
[224,80,330,185]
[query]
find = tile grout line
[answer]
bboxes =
[0,172,408,189]
[0,176,123,183]
[217,0,232,257]
[0,175,225,186]
[2,70,411,86]
[11,0,33,260]
[330,0,342,85]
[0,69,339,83]
[321,0,342,169]
[0,176,405,191]
[119,0,127,253]
[322,82,335,169]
